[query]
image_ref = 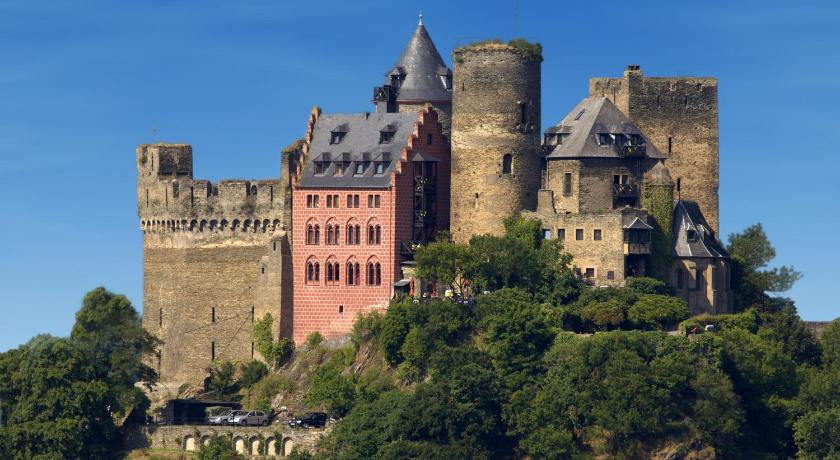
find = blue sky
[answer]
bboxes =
[1,0,838,351]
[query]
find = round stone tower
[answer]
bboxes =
[449,41,542,243]
[643,160,676,279]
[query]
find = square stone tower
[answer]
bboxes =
[589,66,719,233]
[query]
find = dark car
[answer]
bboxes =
[289,412,328,428]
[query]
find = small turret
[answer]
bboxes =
[643,160,675,279]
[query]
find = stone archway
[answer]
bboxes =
[283,438,295,456]
[184,435,196,452]
[234,436,246,454]
[250,436,261,456]
[266,437,278,457]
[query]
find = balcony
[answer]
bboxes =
[414,176,434,194]
[621,145,647,158]
[612,183,637,198]
[624,242,651,255]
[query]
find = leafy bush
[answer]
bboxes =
[238,360,268,389]
[208,361,238,396]
[627,294,689,329]
[197,434,240,460]
[625,276,669,295]
[306,331,324,348]
[253,313,294,369]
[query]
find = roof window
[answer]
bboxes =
[597,133,614,146]
[574,109,586,121]
[330,124,348,145]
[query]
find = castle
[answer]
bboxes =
[137,17,732,385]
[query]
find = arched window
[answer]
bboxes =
[375,225,381,244]
[502,154,513,174]
[314,225,320,244]
[333,262,340,282]
[307,225,315,244]
[355,225,361,244]
[347,262,354,285]
[314,262,320,281]
[327,263,334,282]
[368,225,375,244]
[307,262,314,282]
[334,226,340,244]
[375,262,382,285]
[367,263,375,285]
[327,225,334,245]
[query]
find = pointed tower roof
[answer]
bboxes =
[672,201,728,259]
[384,15,452,103]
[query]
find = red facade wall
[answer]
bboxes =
[291,107,449,343]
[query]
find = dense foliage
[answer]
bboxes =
[300,220,835,459]
[0,288,158,459]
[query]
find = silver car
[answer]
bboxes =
[231,410,270,426]
[208,410,246,425]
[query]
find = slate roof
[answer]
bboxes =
[673,201,728,258]
[297,112,419,189]
[543,97,665,159]
[623,216,654,231]
[385,19,452,103]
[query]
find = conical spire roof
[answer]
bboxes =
[385,16,452,103]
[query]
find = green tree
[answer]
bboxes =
[70,287,159,419]
[625,276,669,295]
[197,434,241,460]
[208,361,238,396]
[793,408,840,460]
[627,294,689,330]
[821,319,840,369]
[414,238,473,295]
[305,366,356,416]
[727,223,802,309]
[253,312,294,369]
[238,360,268,389]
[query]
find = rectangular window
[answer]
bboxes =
[427,133,433,145]
[313,195,320,208]
[353,194,360,208]
[159,308,162,327]
[380,131,394,144]
[335,162,345,176]
[251,306,255,323]
[711,266,718,289]
[543,229,551,240]
[368,195,374,208]
[575,229,584,241]
[375,163,385,175]
[676,269,685,289]
[211,341,215,361]
[584,268,595,278]
[374,195,381,208]
[315,162,325,175]
[691,268,701,290]
[594,229,602,241]
[346,195,352,207]
[563,172,573,196]
[326,195,333,208]
[607,271,615,280]
[211,307,215,323]
[557,229,565,241]
[251,342,254,360]
[306,195,313,208]
[355,162,366,175]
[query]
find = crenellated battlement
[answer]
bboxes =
[137,143,289,232]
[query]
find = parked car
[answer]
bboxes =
[207,409,235,425]
[289,412,328,428]
[231,410,271,426]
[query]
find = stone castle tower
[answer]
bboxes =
[589,66,719,233]
[449,42,542,243]
[136,144,293,385]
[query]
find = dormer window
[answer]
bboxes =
[630,134,644,146]
[354,162,368,176]
[597,133,613,146]
[335,162,346,176]
[314,162,326,175]
[687,229,699,243]
[330,131,345,144]
[379,129,395,144]
[330,124,348,145]
[375,163,385,175]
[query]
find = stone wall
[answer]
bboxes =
[524,207,649,286]
[137,143,293,385]
[545,157,657,214]
[450,43,541,243]
[670,258,732,315]
[137,424,324,457]
[590,67,720,233]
